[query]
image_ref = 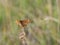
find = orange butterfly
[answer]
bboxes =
[16,19,30,27]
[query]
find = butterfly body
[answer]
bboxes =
[16,19,30,27]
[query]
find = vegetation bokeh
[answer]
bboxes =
[0,0,60,45]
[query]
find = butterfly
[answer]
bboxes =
[16,19,30,27]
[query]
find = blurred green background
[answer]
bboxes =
[0,0,60,45]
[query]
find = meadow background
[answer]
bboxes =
[0,0,60,45]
